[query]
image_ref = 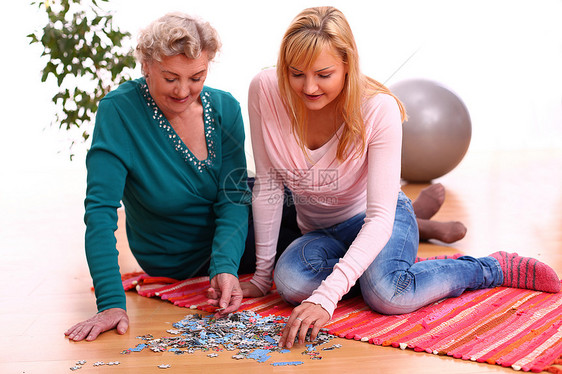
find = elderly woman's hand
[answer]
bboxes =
[65,308,129,341]
[206,273,243,316]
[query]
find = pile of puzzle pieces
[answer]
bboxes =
[121,310,341,365]
[71,310,342,370]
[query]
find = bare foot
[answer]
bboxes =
[418,219,467,243]
[412,183,445,220]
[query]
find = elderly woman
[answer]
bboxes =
[65,12,250,341]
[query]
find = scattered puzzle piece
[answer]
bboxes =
[271,361,304,366]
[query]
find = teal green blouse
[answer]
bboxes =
[84,78,250,312]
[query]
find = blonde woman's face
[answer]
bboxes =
[288,46,347,112]
[143,52,209,120]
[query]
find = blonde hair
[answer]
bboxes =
[135,12,221,73]
[277,6,406,161]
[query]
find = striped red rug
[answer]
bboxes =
[122,272,562,373]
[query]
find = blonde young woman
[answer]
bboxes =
[243,6,560,348]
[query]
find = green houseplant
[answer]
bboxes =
[28,0,136,158]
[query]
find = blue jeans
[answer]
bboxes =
[273,191,503,315]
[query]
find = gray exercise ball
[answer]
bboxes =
[390,79,472,183]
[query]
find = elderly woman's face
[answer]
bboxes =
[143,52,209,119]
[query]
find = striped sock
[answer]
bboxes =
[490,251,561,293]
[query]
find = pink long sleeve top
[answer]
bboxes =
[248,68,403,317]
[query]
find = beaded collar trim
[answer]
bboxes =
[141,82,216,172]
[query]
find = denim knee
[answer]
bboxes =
[273,238,319,305]
[273,266,314,305]
[274,233,345,305]
[359,272,420,315]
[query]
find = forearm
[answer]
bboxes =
[249,176,285,294]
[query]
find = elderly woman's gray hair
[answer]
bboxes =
[135,12,221,70]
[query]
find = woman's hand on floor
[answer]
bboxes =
[65,308,129,341]
[240,281,265,297]
[279,301,330,348]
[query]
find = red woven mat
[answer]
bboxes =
[123,268,562,373]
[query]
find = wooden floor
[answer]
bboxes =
[1,148,561,374]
